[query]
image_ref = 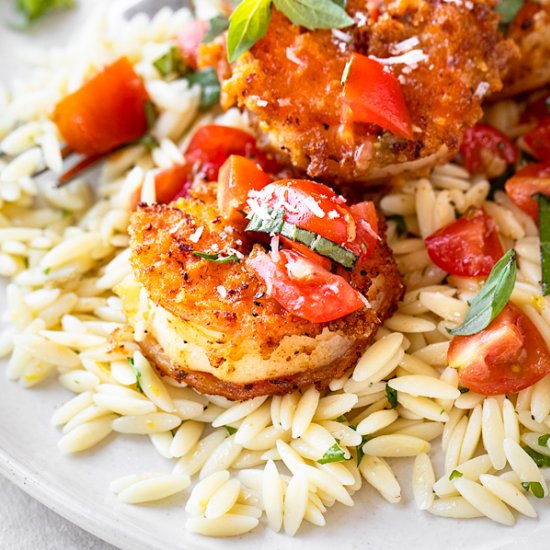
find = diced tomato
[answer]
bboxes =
[523,119,550,162]
[424,208,503,277]
[155,163,194,204]
[249,179,378,260]
[53,57,150,156]
[520,95,550,124]
[342,53,413,140]
[176,20,208,70]
[185,125,275,182]
[504,162,550,222]
[248,249,364,323]
[448,303,550,395]
[460,124,518,178]
[218,155,271,220]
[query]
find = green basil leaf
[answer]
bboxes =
[385,383,398,408]
[535,194,550,296]
[387,214,407,237]
[185,68,221,110]
[356,435,372,466]
[15,0,74,25]
[317,443,349,464]
[273,0,354,30]
[246,208,285,234]
[192,252,241,264]
[538,434,550,447]
[203,16,230,43]
[153,47,188,78]
[227,0,273,63]
[224,425,237,435]
[331,0,347,7]
[496,0,524,25]
[522,481,545,498]
[449,249,517,336]
[522,445,550,468]
[449,470,463,480]
[144,101,157,131]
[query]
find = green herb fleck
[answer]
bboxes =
[388,214,407,237]
[496,0,524,26]
[450,249,517,336]
[153,47,187,78]
[522,481,545,498]
[203,16,230,43]
[522,445,550,468]
[459,387,470,394]
[224,425,237,435]
[144,101,157,131]
[128,357,144,394]
[14,0,74,26]
[356,435,373,466]
[185,67,221,110]
[535,193,550,296]
[341,57,354,85]
[139,134,159,152]
[192,251,241,264]
[336,415,348,423]
[43,267,51,275]
[318,443,349,464]
[385,383,398,408]
[449,470,463,480]
[538,434,550,447]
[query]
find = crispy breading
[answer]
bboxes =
[126,194,404,399]
[499,1,550,97]
[203,0,516,183]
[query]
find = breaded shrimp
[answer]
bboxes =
[201,0,516,183]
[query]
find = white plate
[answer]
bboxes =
[0,2,549,549]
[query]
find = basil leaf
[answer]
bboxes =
[317,443,349,464]
[153,47,187,78]
[224,425,237,435]
[522,481,545,498]
[538,434,550,447]
[144,101,157,131]
[273,0,354,30]
[385,383,398,409]
[356,435,372,466]
[192,252,241,264]
[331,0,347,7]
[496,0,524,25]
[535,193,550,296]
[185,68,221,110]
[449,470,463,480]
[449,249,517,336]
[522,445,550,468]
[16,0,74,25]
[227,0,273,63]
[203,16,229,43]
[246,208,285,234]
[127,357,144,394]
[388,214,407,237]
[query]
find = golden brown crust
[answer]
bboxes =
[128,192,404,398]
[206,0,517,183]
[498,1,550,98]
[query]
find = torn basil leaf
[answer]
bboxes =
[522,481,545,498]
[224,425,237,435]
[15,0,74,26]
[538,434,550,447]
[128,357,144,393]
[317,443,349,464]
[449,470,463,480]
[185,67,221,110]
[522,445,550,468]
[496,0,524,25]
[153,47,187,78]
[535,193,550,296]
[356,435,372,466]
[449,249,517,336]
[273,0,354,30]
[203,16,229,43]
[192,252,240,264]
[385,383,398,408]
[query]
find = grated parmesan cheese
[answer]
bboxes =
[369,49,428,68]
[188,226,204,244]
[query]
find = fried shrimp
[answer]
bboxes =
[119,182,403,400]
[202,0,516,183]
[499,1,550,97]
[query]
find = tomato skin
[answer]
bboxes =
[53,57,150,156]
[524,119,550,162]
[424,208,503,277]
[248,249,364,323]
[250,180,378,260]
[278,237,332,271]
[342,53,413,140]
[448,303,550,395]
[504,163,550,222]
[520,96,550,124]
[155,163,194,204]
[460,124,518,177]
[176,20,208,70]
[218,155,271,220]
